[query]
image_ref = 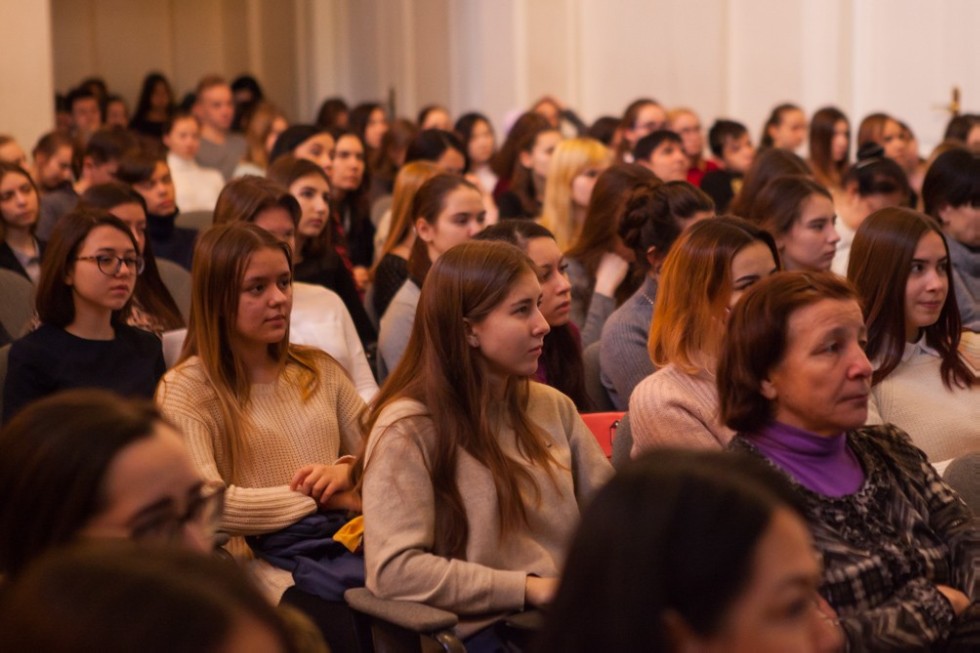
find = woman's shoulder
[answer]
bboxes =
[159,355,207,388]
[631,364,698,402]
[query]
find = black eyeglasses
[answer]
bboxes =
[129,484,225,544]
[76,254,145,276]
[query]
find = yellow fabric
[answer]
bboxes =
[333,515,364,553]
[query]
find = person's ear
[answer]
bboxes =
[645,246,660,270]
[662,610,709,653]
[760,377,778,400]
[936,203,955,228]
[519,149,533,170]
[462,318,479,348]
[415,217,434,243]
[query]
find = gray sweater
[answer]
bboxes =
[599,275,658,410]
[566,257,616,348]
[377,279,421,380]
[947,236,979,332]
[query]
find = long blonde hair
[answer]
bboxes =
[539,138,610,250]
[175,223,323,481]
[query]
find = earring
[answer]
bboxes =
[467,334,479,347]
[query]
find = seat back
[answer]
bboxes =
[155,258,192,321]
[0,269,34,338]
[580,411,624,458]
[582,340,615,411]
[175,209,213,231]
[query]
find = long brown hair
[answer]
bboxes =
[728,148,811,219]
[376,160,441,263]
[566,163,657,295]
[361,241,562,558]
[848,207,972,389]
[808,106,850,189]
[173,224,324,481]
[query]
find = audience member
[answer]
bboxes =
[921,147,980,331]
[750,176,838,272]
[849,207,977,463]
[361,240,612,646]
[617,98,667,161]
[80,182,185,332]
[830,144,911,275]
[116,149,197,270]
[164,110,225,212]
[727,147,811,219]
[455,112,498,195]
[3,209,165,423]
[129,72,176,140]
[156,222,365,599]
[721,270,980,651]
[477,221,590,410]
[234,101,288,177]
[633,130,689,182]
[213,176,377,403]
[328,129,374,285]
[377,174,484,378]
[667,107,718,187]
[0,390,215,578]
[537,450,841,653]
[631,217,778,452]
[759,103,807,152]
[193,75,247,180]
[539,137,610,251]
[808,106,851,191]
[600,182,715,410]
[493,112,561,219]
[700,119,755,212]
[0,163,44,283]
[564,164,657,346]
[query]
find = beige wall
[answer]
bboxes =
[0,1,54,152]
[6,0,976,156]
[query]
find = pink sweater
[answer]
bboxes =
[629,364,734,456]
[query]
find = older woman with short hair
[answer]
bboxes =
[719,270,980,652]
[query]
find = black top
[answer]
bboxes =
[700,169,742,214]
[2,323,166,423]
[147,211,197,271]
[496,190,538,220]
[372,253,409,321]
[294,251,377,348]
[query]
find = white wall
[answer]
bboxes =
[11,0,976,155]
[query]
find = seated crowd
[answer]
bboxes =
[0,70,977,653]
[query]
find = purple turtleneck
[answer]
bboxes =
[745,422,865,498]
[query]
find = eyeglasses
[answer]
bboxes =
[76,254,145,275]
[129,484,225,545]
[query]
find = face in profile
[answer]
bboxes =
[466,270,550,382]
[761,298,872,436]
[768,109,808,152]
[521,130,563,182]
[777,194,839,272]
[525,236,572,326]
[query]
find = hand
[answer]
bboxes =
[594,252,630,297]
[524,576,559,607]
[290,463,353,505]
[352,266,371,290]
[936,584,971,616]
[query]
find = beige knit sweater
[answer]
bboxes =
[629,364,735,456]
[362,382,613,638]
[156,353,366,596]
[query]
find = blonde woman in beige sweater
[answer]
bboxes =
[157,223,364,599]
[630,217,779,454]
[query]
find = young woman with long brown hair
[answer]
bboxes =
[156,222,364,599]
[361,240,612,647]
[848,207,976,464]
